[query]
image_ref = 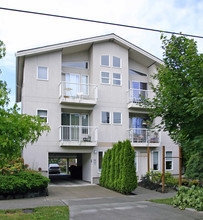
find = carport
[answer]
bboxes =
[48,152,91,184]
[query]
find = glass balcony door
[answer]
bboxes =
[65,74,80,97]
[131,81,147,102]
[61,113,89,141]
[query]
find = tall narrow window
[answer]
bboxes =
[134,151,137,171]
[98,151,103,171]
[38,66,48,80]
[166,151,173,170]
[113,56,121,68]
[101,55,110,66]
[153,151,159,170]
[101,72,110,84]
[37,110,48,122]
[81,75,89,95]
[101,112,110,124]
[82,114,89,134]
[113,73,121,86]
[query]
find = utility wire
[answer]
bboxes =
[0,7,203,39]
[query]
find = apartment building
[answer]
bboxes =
[16,34,179,183]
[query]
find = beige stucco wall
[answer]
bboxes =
[21,40,179,182]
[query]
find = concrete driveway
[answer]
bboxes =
[0,185,202,220]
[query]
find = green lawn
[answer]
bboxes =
[0,206,69,220]
[149,197,174,206]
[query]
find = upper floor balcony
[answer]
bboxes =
[59,125,98,147]
[59,81,98,106]
[129,128,160,147]
[127,89,151,109]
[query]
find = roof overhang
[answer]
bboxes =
[15,33,163,102]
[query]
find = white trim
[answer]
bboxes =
[100,71,110,85]
[152,151,159,171]
[37,109,48,123]
[37,66,48,81]
[113,112,122,125]
[134,150,138,171]
[113,56,122,68]
[101,111,111,124]
[165,151,173,171]
[112,73,122,86]
[98,151,104,173]
[62,61,89,69]
[101,55,110,67]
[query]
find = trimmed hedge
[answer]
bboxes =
[0,170,49,195]
[100,140,137,194]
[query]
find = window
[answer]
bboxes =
[113,112,122,124]
[62,61,88,69]
[37,110,48,122]
[82,114,89,134]
[98,151,103,171]
[101,111,110,124]
[38,66,48,80]
[129,69,147,76]
[153,151,159,170]
[166,151,173,170]
[134,151,138,171]
[113,73,121,86]
[131,81,148,102]
[113,56,121,68]
[101,55,110,66]
[101,72,110,84]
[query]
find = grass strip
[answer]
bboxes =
[0,206,69,220]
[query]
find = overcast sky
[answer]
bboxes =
[0,0,202,107]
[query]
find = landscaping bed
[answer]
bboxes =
[0,170,49,200]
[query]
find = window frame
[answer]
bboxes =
[113,112,122,125]
[37,66,48,81]
[62,61,89,69]
[134,151,138,171]
[101,111,111,124]
[112,73,122,86]
[165,151,173,170]
[37,109,48,123]
[98,151,104,172]
[101,55,110,67]
[100,71,110,85]
[113,56,121,68]
[152,151,159,171]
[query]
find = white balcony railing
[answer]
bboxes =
[129,128,160,145]
[59,125,98,144]
[59,81,98,104]
[127,88,152,103]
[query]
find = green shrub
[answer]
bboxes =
[145,170,178,188]
[100,140,137,194]
[0,170,49,195]
[172,186,203,211]
[185,153,203,181]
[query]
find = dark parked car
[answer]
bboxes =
[48,164,60,174]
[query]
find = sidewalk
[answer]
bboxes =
[0,185,176,210]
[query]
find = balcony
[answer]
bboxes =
[59,125,98,146]
[129,128,160,147]
[59,82,98,105]
[127,89,151,109]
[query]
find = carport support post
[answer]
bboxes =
[162,146,165,193]
[179,146,182,187]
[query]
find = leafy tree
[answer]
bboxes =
[0,41,50,167]
[185,153,203,180]
[144,35,203,155]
